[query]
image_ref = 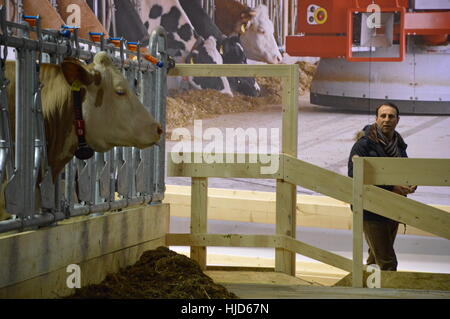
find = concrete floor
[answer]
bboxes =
[165,96,450,275]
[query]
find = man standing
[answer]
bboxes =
[348,103,416,271]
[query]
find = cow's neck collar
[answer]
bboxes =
[71,81,95,160]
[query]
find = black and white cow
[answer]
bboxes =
[139,0,233,96]
[140,0,260,97]
[186,36,232,94]
[179,0,260,97]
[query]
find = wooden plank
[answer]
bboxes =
[364,158,450,186]
[167,233,353,273]
[0,204,170,289]
[363,185,450,239]
[283,154,353,203]
[281,65,299,155]
[205,270,318,286]
[275,180,297,276]
[168,63,293,78]
[0,237,166,299]
[190,177,208,270]
[283,237,353,273]
[275,64,299,276]
[167,152,282,179]
[167,233,282,249]
[352,157,364,288]
[164,185,450,236]
[222,283,450,299]
[282,153,449,238]
[335,271,450,291]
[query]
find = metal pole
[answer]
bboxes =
[6,28,36,217]
[149,26,168,201]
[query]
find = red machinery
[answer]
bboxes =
[286,0,450,114]
[287,0,450,61]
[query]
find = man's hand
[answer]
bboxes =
[408,185,418,194]
[393,185,416,196]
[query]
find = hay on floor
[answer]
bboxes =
[166,62,317,132]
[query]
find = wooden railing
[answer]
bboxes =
[351,157,450,286]
[167,64,450,288]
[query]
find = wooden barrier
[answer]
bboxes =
[167,63,450,291]
[0,204,169,298]
[163,185,450,236]
[351,157,450,287]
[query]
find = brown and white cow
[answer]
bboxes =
[214,0,256,36]
[215,1,282,64]
[0,52,162,220]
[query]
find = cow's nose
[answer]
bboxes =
[157,124,163,136]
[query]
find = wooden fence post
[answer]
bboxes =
[352,157,365,287]
[275,64,299,276]
[190,177,208,270]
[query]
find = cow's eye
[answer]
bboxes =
[115,86,126,96]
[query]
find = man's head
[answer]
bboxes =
[375,102,400,138]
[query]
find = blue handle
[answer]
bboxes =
[59,30,72,38]
[61,25,79,30]
[23,15,39,20]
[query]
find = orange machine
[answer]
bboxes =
[286,0,450,114]
[286,0,450,62]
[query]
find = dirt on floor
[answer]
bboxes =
[166,61,317,132]
[66,247,238,299]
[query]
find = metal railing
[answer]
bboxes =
[0,7,168,233]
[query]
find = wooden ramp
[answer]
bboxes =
[206,271,450,299]
[335,271,450,291]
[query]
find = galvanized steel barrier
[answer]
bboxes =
[0,6,168,233]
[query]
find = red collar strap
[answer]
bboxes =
[71,81,94,160]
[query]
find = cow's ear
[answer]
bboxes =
[61,60,94,87]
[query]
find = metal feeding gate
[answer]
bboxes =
[0,7,168,234]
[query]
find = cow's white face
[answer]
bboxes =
[62,52,162,152]
[240,5,283,64]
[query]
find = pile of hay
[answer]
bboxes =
[166,62,317,131]
[67,247,238,299]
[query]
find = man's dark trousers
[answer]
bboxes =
[363,219,399,271]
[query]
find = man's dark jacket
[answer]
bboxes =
[348,124,408,222]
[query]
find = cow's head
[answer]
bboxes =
[61,52,163,152]
[239,5,283,64]
[220,36,261,97]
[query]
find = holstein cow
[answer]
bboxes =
[139,0,233,96]
[215,1,283,64]
[0,52,162,221]
[185,36,232,94]
[178,0,260,97]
